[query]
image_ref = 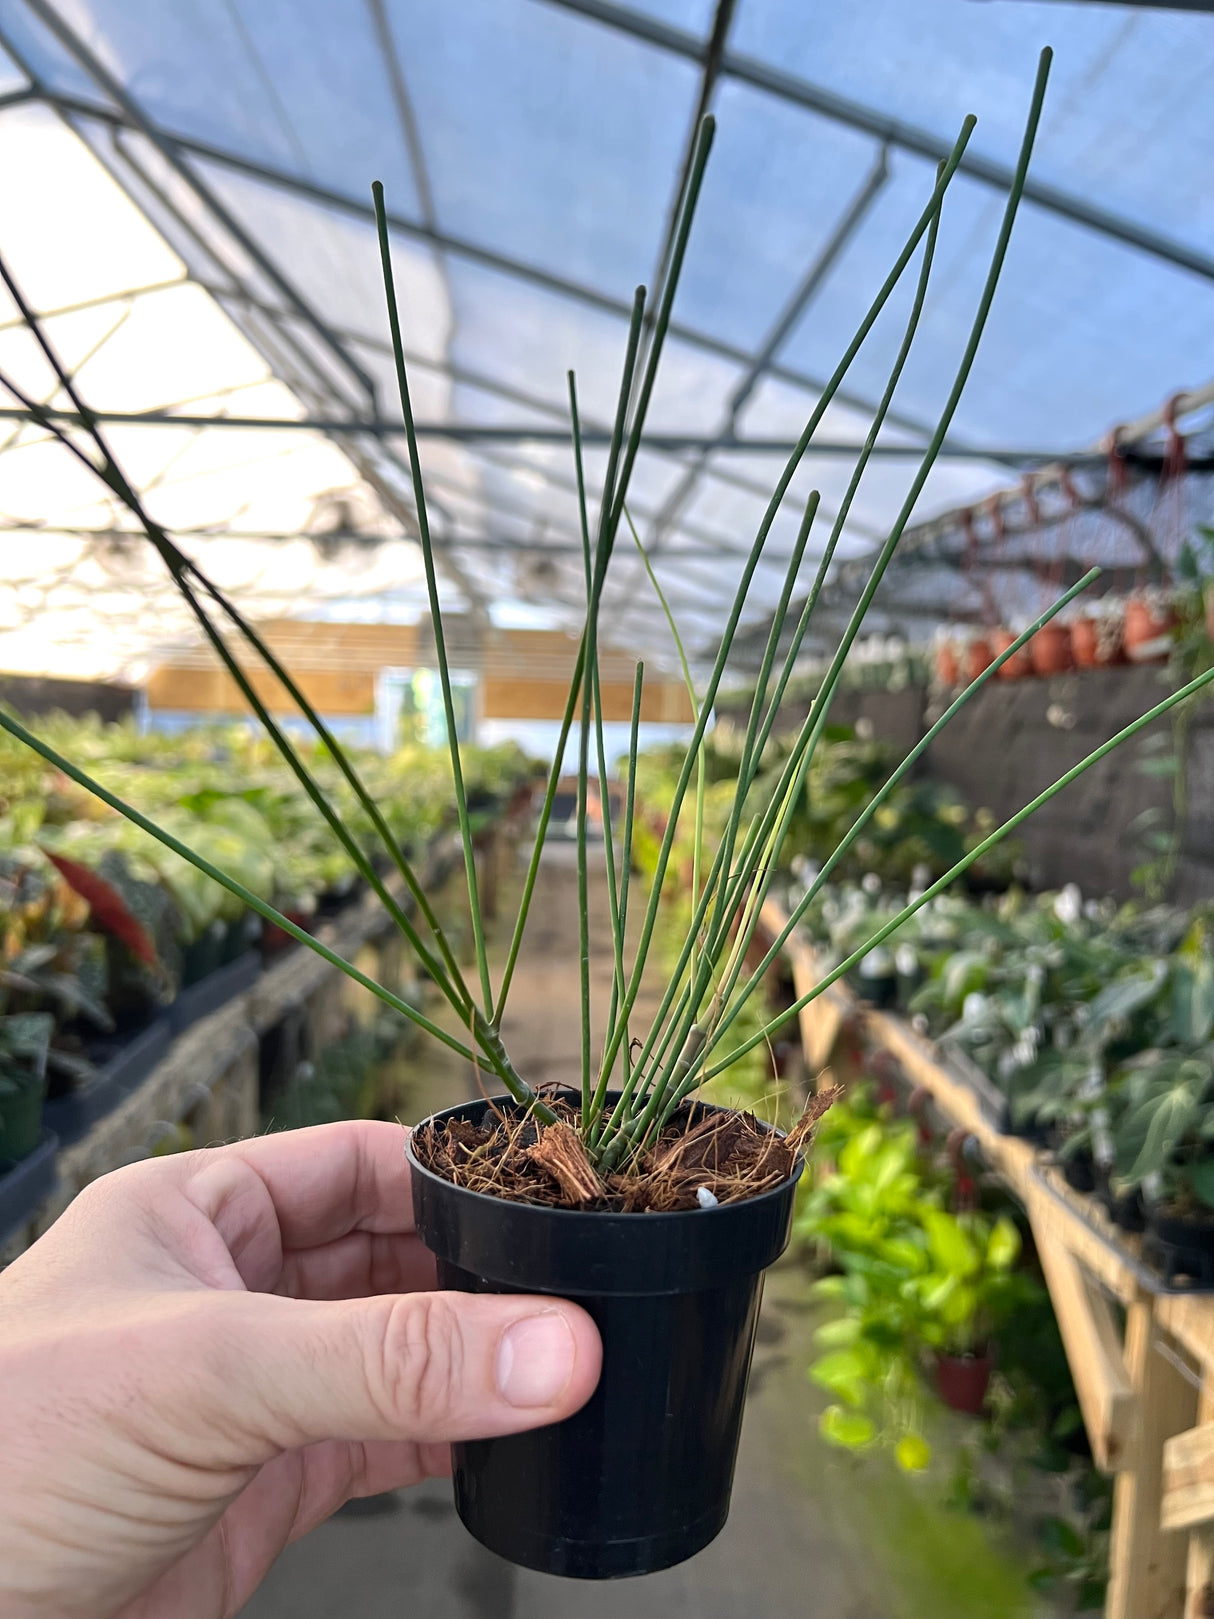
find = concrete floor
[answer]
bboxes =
[239,843,1043,1619]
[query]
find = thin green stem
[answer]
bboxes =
[593,121,976,1131]
[589,661,645,1144]
[373,180,493,1014]
[712,568,1101,1049]
[493,635,585,1019]
[624,504,705,978]
[625,54,1051,1146]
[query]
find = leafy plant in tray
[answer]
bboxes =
[4,48,1214,1579]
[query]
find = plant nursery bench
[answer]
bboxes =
[760,892,1214,1619]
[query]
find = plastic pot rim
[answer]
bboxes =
[405,1094,802,1229]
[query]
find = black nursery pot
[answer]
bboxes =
[406,1095,802,1580]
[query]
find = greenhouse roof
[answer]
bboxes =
[0,0,1212,679]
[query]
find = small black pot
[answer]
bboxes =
[407,1095,801,1580]
[1060,1146,1097,1195]
[1144,1208,1214,1287]
[1093,1167,1145,1234]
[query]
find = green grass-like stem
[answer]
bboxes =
[623,54,1051,1149]
[709,567,1101,1047]
[373,180,494,1015]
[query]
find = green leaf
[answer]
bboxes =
[895,1433,932,1472]
[986,1214,1021,1271]
[819,1406,874,1450]
[923,1209,980,1279]
[1188,1157,1214,1210]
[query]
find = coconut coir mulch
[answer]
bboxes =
[410,1087,838,1213]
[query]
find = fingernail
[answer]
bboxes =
[496,1311,577,1408]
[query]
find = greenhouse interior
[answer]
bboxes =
[2,1,1214,1616]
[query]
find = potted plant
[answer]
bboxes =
[1029,619,1073,677]
[1124,586,1177,663]
[5,51,1214,1573]
[0,1011,52,1169]
[990,627,1033,680]
[964,631,994,683]
[1070,600,1124,668]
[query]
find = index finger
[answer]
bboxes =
[207,1120,417,1251]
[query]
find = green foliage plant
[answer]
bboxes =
[6,52,1214,1180]
[797,1092,1034,1469]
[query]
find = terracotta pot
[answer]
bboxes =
[990,629,1031,681]
[934,1349,993,1416]
[935,644,960,687]
[1124,596,1175,663]
[964,636,994,682]
[1070,618,1100,669]
[1029,620,1073,677]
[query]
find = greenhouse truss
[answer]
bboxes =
[0,0,1211,679]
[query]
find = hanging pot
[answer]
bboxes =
[1070,616,1124,669]
[964,636,994,683]
[935,643,960,688]
[408,1094,802,1579]
[1124,595,1176,663]
[934,1348,993,1415]
[990,629,1031,681]
[1029,620,1073,677]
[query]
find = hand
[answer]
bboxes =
[0,1121,601,1619]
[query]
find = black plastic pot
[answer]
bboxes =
[1093,1167,1146,1234]
[1060,1146,1097,1195]
[0,1128,58,1244]
[168,951,261,1036]
[407,1095,801,1580]
[1144,1208,1214,1288]
[0,1065,47,1170]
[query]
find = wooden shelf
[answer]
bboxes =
[758,893,1214,1619]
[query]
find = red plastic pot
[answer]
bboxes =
[1124,596,1176,663]
[1029,620,1073,677]
[934,1348,993,1415]
[964,637,993,682]
[935,644,960,687]
[990,629,1031,681]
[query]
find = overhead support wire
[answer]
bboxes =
[0,86,987,458]
[0,404,1119,462]
[643,142,891,557]
[534,0,1214,286]
[1,0,491,610]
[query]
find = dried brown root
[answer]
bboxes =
[412,1089,838,1213]
[526,1121,602,1204]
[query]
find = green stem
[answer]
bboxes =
[637,52,1051,1136]
[709,568,1101,1056]
[373,181,493,1015]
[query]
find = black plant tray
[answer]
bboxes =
[44,1017,173,1147]
[1030,1166,1214,1297]
[168,951,261,1036]
[937,1037,1011,1134]
[0,1130,58,1244]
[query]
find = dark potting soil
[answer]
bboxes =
[411,1089,835,1214]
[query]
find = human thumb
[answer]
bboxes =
[187,1288,601,1457]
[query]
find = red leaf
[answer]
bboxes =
[42,851,160,968]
